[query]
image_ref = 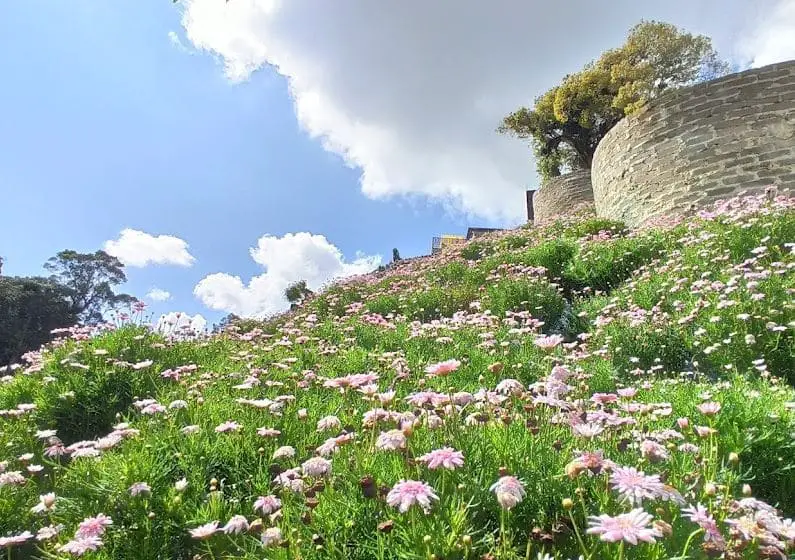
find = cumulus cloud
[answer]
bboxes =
[146,288,172,302]
[168,30,194,54]
[194,232,381,317]
[104,229,196,267]
[155,312,207,336]
[180,0,782,222]
[739,0,795,67]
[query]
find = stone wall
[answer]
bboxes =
[592,60,795,227]
[532,169,594,223]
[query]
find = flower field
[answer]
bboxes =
[1,193,794,559]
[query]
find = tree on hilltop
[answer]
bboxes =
[0,276,77,367]
[285,280,313,308]
[500,20,729,180]
[44,250,137,323]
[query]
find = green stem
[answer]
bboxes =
[678,528,702,559]
[617,540,625,560]
[568,510,591,560]
[524,532,533,560]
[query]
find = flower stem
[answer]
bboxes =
[679,528,702,559]
[568,510,591,560]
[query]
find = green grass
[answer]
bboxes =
[1,194,794,559]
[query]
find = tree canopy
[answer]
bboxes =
[44,250,136,323]
[500,21,729,180]
[0,276,77,366]
[285,280,313,307]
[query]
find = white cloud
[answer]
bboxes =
[739,0,795,67]
[194,232,381,317]
[180,0,783,223]
[104,229,196,267]
[146,288,172,302]
[155,312,207,336]
[168,30,194,54]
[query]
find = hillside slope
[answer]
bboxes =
[1,193,794,560]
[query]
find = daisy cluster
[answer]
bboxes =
[0,194,793,559]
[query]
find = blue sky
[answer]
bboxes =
[0,1,482,325]
[1,0,792,326]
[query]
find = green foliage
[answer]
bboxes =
[460,241,488,261]
[284,279,313,306]
[515,239,578,279]
[500,20,728,179]
[1,196,794,559]
[0,276,77,366]
[561,234,665,293]
[485,278,566,328]
[44,249,136,323]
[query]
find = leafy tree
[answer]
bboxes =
[213,313,241,333]
[0,276,77,366]
[285,280,313,307]
[500,20,729,179]
[392,248,401,263]
[44,250,136,323]
[605,21,729,114]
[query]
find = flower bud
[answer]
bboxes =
[653,520,673,537]
[562,498,574,510]
[742,484,752,496]
[704,482,717,496]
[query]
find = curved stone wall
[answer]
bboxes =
[532,169,594,223]
[592,60,795,227]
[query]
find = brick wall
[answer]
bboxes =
[532,169,594,223]
[592,60,795,227]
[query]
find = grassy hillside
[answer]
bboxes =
[1,193,794,559]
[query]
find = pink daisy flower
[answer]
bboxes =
[261,527,283,547]
[301,457,332,478]
[129,482,151,497]
[316,415,342,432]
[222,515,249,535]
[253,495,282,515]
[682,503,725,544]
[697,402,722,416]
[75,514,113,539]
[214,421,241,433]
[639,440,669,463]
[417,447,465,470]
[35,525,62,541]
[272,446,296,460]
[31,492,57,514]
[609,466,664,506]
[257,427,281,438]
[386,480,439,513]
[376,429,407,451]
[424,359,461,377]
[587,509,663,545]
[490,476,526,510]
[59,536,103,556]
[534,334,564,350]
[189,521,219,540]
[0,531,33,548]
